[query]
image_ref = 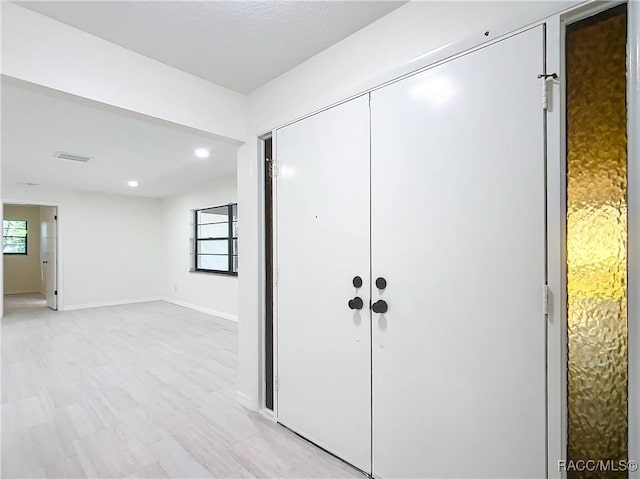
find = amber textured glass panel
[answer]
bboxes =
[566,7,627,478]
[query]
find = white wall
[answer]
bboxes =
[3,204,42,294]
[247,1,581,133]
[0,1,248,318]
[162,177,238,321]
[237,0,581,409]
[3,185,165,309]
[0,2,246,143]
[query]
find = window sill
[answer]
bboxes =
[189,268,238,277]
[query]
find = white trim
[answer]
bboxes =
[63,297,161,311]
[627,0,640,475]
[545,14,566,479]
[272,130,280,419]
[559,0,626,25]
[160,297,238,322]
[237,391,253,410]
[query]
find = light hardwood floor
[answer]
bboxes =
[2,296,363,479]
[3,293,47,316]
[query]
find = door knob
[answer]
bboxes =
[352,276,363,288]
[348,297,364,310]
[375,277,387,289]
[371,300,388,314]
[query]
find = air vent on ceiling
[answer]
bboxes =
[53,151,92,162]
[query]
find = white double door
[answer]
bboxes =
[277,26,546,478]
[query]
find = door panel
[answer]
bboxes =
[40,206,57,310]
[276,95,371,472]
[371,27,546,478]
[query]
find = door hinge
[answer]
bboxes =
[538,73,558,111]
[275,375,279,391]
[54,290,58,296]
[269,159,279,178]
[542,284,549,318]
[54,215,58,220]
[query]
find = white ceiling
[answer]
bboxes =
[1,78,240,198]
[13,1,405,94]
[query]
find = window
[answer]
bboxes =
[194,204,237,275]
[3,220,28,255]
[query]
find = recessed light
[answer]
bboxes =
[127,180,139,187]
[194,148,210,159]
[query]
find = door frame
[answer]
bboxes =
[257,1,640,472]
[2,199,63,314]
[628,1,640,474]
[258,132,278,419]
[258,133,279,419]
[546,2,639,477]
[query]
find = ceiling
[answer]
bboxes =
[1,78,240,198]
[14,1,405,94]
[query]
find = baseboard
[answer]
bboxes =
[63,297,161,311]
[4,291,45,296]
[62,297,238,322]
[237,391,254,410]
[160,297,238,322]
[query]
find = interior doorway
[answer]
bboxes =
[3,202,58,316]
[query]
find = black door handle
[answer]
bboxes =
[371,300,388,314]
[348,297,364,310]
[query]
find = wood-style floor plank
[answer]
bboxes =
[2,295,365,479]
